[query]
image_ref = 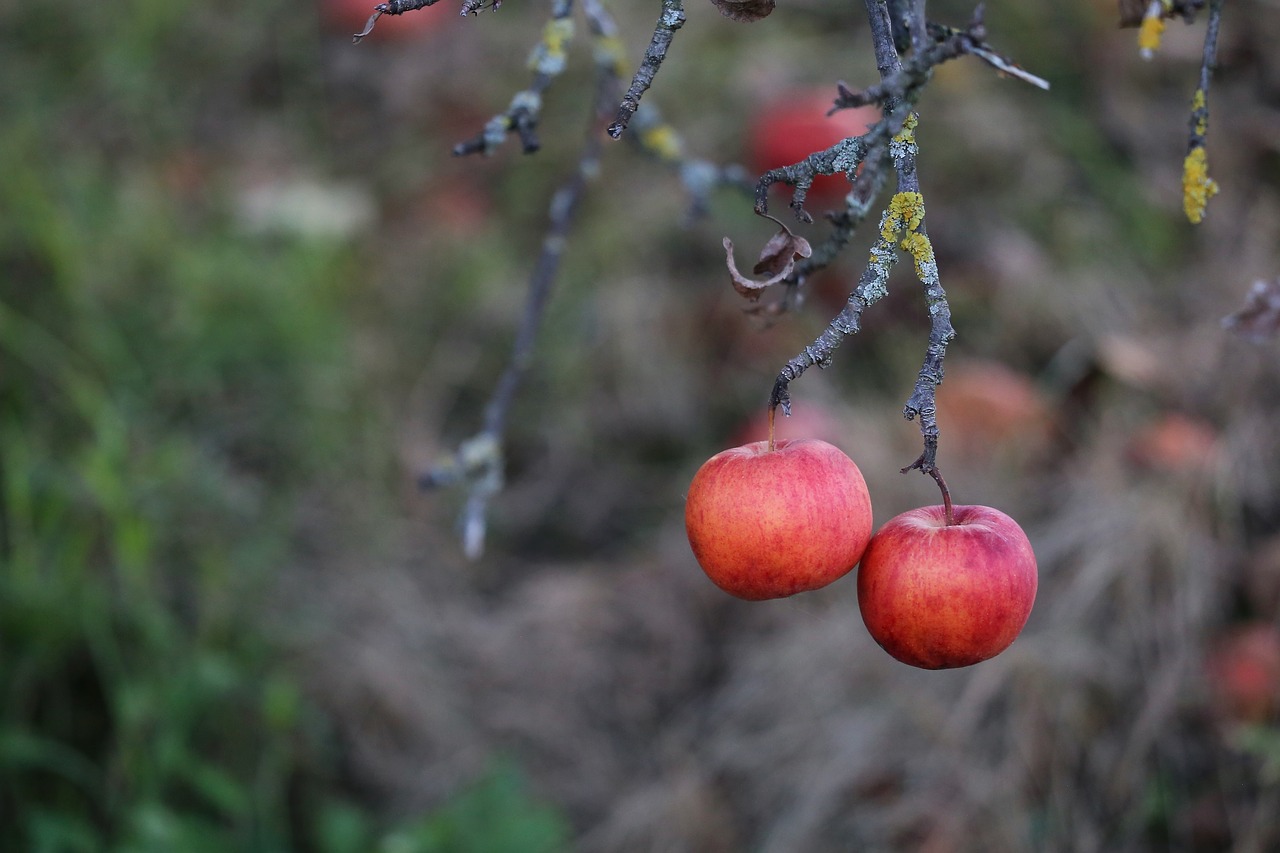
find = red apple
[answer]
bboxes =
[685,439,873,600]
[748,91,880,204]
[857,505,1038,669]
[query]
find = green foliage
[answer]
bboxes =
[0,2,569,849]
[377,763,569,853]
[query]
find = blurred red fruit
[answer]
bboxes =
[934,359,1051,458]
[748,91,880,204]
[1127,413,1220,475]
[729,402,844,448]
[1204,623,1280,723]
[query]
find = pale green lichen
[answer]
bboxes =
[593,34,630,79]
[890,113,919,166]
[529,18,575,74]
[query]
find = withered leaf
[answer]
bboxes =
[1223,278,1280,344]
[710,0,775,23]
[723,221,811,300]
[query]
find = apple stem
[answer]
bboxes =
[930,467,955,526]
[767,404,776,452]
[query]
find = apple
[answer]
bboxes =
[857,504,1037,669]
[685,438,873,600]
[934,359,1052,459]
[748,91,880,204]
[320,0,447,40]
[1127,412,1219,475]
[1204,623,1280,724]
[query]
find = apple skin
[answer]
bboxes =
[857,505,1037,669]
[685,439,873,601]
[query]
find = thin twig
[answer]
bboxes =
[453,0,576,156]
[421,32,620,558]
[1182,0,1224,223]
[353,0,444,43]
[607,0,685,138]
[768,0,958,484]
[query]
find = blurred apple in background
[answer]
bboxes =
[729,401,845,448]
[748,90,880,204]
[1204,623,1280,724]
[320,0,448,40]
[934,358,1052,460]
[1127,412,1220,476]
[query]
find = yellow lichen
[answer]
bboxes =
[640,124,683,162]
[1182,146,1219,224]
[892,112,919,146]
[899,231,935,279]
[1190,88,1208,135]
[1138,14,1165,58]
[882,191,925,240]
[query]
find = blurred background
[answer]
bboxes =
[2,0,1279,849]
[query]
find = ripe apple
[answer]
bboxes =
[748,90,880,203]
[857,504,1037,669]
[685,439,873,600]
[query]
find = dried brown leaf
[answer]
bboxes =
[723,223,811,300]
[710,0,775,23]
[1223,279,1280,344]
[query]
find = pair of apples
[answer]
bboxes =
[685,438,1038,670]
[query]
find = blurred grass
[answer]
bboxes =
[0,0,570,849]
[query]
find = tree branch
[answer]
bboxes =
[419,7,624,558]
[452,0,576,156]
[607,0,685,139]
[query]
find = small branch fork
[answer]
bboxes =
[753,0,1041,498]
[454,0,577,156]
[607,0,685,139]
